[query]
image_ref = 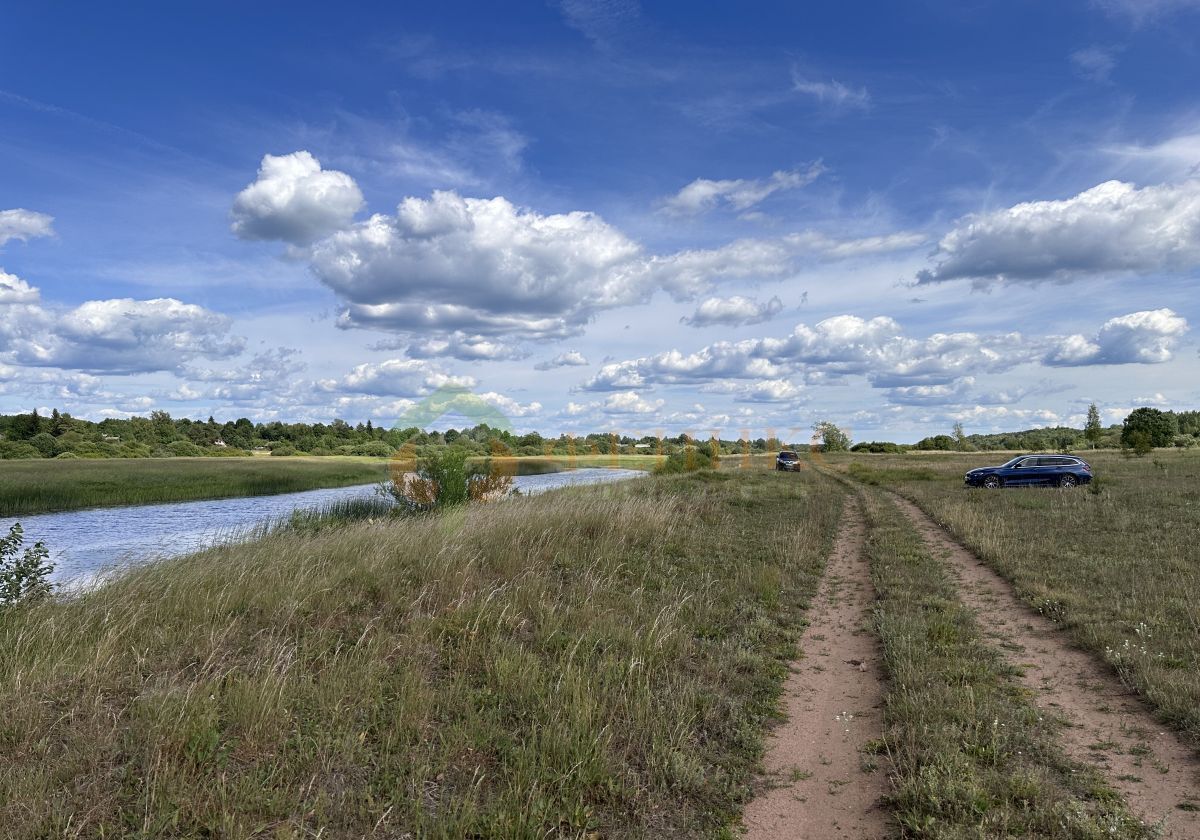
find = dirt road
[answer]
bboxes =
[743,498,890,839]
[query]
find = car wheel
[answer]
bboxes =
[982,475,1002,489]
[1058,474,1077,488]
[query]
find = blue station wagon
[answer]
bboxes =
[964,455,1093,489]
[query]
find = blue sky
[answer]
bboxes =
[2,0,1199,442]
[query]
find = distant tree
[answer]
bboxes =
[1084,403,1103,448]
[951,422,975,451]
[1122,407,1175,449]
[150,410,176,444]
[812,421,851,452]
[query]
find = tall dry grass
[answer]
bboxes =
[0,469,843,837]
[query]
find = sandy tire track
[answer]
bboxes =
[889,492,1200,836]
[743,496,890,839]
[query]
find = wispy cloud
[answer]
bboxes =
[1070,45,1119,81]
[1093,0,1200,25]
[791,71,870,110]
[662,163,824,215]
[558,0,641,48]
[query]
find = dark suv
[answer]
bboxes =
[964,455,1093,489]
[775,451,801,471]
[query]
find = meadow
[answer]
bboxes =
[836,448,1200,748]
[0,467,845,837]
[0,457,390,516]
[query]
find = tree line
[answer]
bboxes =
[0,404,1194,461]
[0,408,794,460]
[904,406,1200,454]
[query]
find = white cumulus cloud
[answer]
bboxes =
[534,350,590,370]
[1044,308,1188,366]
[917,179,1200,285]
[0,209,55,246]
[682,295,784,328]
[0,270,41,304]
[0,294,243,374]
[232,151,364,245]
[405,332,528,361]
[321,359,475,398]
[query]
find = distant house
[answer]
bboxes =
[101,434,120,443]
[633,442,654,450]
[213,438,228,447]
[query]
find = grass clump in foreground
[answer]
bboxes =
[846,449,1200,747]
[0,469,844,837]
[862,489,1154,838]
[0,456,389,516]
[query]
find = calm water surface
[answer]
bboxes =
[5,468,644,585]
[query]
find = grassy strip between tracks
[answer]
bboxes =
[862,488,1154,839]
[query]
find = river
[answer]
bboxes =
[3,468,645,586]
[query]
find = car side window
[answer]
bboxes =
[1018,458,1037,468]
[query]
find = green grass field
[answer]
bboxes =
[0,457,390,516]
[836,448,1200,748]
[0,467,845,837]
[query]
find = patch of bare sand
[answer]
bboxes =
[743,497,890,839]
[890,492,1200,837]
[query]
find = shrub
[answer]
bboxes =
[0,523,53,607]
[653,448,715,475]
[0,441,43,460]
[270,445,297,457]
[29,432,59,458]
[1126,431,1153,457]
[54,451,79,459]
[385,447,512,510]
[351,441,396,458]
[201,447,251,457]
[167,440,205,457]
[851,441,905,454]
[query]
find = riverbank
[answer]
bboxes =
[0,457,390,516]
[0,467,844,837]
[0,455,660,517]
[18,468,646,585]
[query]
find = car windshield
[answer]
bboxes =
[779,452,797,460]
[999,457,1026,468]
